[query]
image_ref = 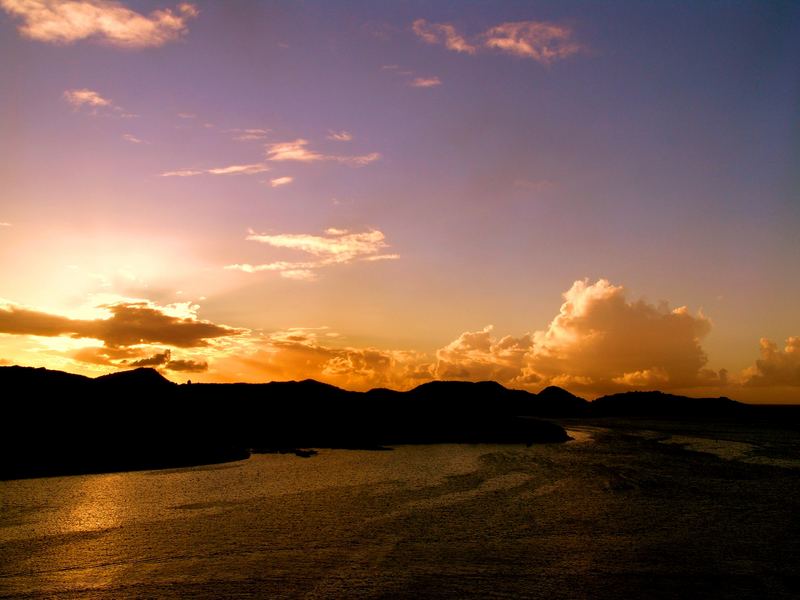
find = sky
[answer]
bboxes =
[1,0,798,402]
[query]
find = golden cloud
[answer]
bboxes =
[1,0,198,48]
[742,337,800,387]
[226,228,399,279]
[0,300,240,348]
[412,18,581,65]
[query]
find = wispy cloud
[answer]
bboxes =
[161,163,268,177]
[412,19,582,65]
[122,133,146,144]
[412,19,476,54]
[269,176,294,188]
[482,22,581,64]
[0,0,199,48]
[225,228,399,280]
[266,139,380,167]
[410,76,442,88]
[327,130,353,142]
[63,88,136,117]
[207,164,269,175]
[0,222,11,227]
[230,128,270,141]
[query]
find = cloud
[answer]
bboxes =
[127,348,208,372]
[130,349,171,367]
[427,279,724,395]
[0,300,241,348]
[433,325,532,382]
[266,139,324,163]
[269,176,293,188]
[410,76,442,88]
[1,0,198,48]
[521,279,721,392]
[206,164,269,175]
[230,128,270,141]
[742,337,800,387]
[216,328,418,390]
[225,228,399,279]
[327,130,353,142]
[161,163,268,177]
[122,133,146,144]
[266,139,380,167]
[63,88,111,108]
[412,19,476,54]
[63,88,136,117]
[482,22,581,64]
[412,19,581,64]
[0,222,11,227]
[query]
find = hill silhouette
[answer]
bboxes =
[2,365,785,480]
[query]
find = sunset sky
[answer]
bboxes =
[1,0,798,401]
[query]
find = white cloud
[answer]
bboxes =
[265,139,324,163]
[161,163,268,177]
[63,88,111,108]
[160,169,204,177]
[265,139,380,167]
[410,76,442,88]
[206,164,269,175]
[226,228,399,279]
[327,130,353,142]
[269,176,293,188]
[1,0,198,48]
[412,18,581,65]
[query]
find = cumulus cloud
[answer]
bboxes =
[742,337,800,387]
[410,76,442,88]
[412,19,476,54]
[520,279,721,392]
[161,163,268,177]
[225,228,399,280]
[218,328,419,390]
[266,139,380,167]
[412,18,581,64]
[1,0,198,48]
[433,325,532,382]
[426,279,724,395]
[269,176,293,188]
[0,300,240,348]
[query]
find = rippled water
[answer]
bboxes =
[1,424,798,599]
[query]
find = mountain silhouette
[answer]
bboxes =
[3,364,787,480]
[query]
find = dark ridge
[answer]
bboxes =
[95,367,176,387]
[591,390,744,417]
[1,366,574,480]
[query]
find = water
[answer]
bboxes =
[1,424,798,599]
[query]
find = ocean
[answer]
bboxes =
[1,422,798,599]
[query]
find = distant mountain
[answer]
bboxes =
[591,390,744,417]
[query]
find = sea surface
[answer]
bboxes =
[1,422,798,599]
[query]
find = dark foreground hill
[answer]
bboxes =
[3,365,789,480]
[1,366,578,479]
